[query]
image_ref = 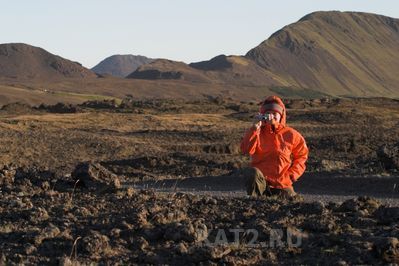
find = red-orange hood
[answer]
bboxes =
[259,95,287,128]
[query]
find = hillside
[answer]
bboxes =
[246,11,399,97]
[0,43,97,79]
[190,54,288,87]
[92,54,154,77]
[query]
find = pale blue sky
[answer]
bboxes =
[1,0,398,68]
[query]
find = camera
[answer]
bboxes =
[255,113,271,121]
[255,113,274,121]
[255,114,266,120]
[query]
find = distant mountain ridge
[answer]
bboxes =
[0,43,96,79]
[92,54,154,77]
[1,11,399,101]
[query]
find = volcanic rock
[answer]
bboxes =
[72,162,121,192]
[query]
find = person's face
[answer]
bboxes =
[264,111,281,122]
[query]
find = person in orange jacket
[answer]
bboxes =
[240,96,309,197]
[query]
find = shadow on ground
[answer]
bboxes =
[127,172,399,199]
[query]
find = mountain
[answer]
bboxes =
[92,54,154,78]
[0,43,96,79]
[128,11,399,97]
[245,11,399,97]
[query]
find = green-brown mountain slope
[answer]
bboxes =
[246,11,399,97]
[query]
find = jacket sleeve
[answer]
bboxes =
[287,132,309,181]
[240,126,260,155]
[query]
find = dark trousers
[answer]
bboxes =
[242,167,296,197]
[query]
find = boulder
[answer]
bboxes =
[81,231,110,255]
[72,162,121,192]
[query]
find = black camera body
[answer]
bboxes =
[255,113,270,121]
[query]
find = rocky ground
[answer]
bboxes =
[1,166,399,265]
[0,97,398,264]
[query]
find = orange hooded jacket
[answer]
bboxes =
[240,96,309,189]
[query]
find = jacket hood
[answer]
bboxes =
[259,95,287,128]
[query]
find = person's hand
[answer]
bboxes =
[254,121,262,130]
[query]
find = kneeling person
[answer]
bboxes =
[240,96,309,197]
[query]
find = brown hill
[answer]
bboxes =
[0,43,97,79]
[126,59,211,83]
[190,54,288,87]
[92,54,154,77]
[246,11,399,97]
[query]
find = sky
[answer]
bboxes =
[1,0,399,68]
